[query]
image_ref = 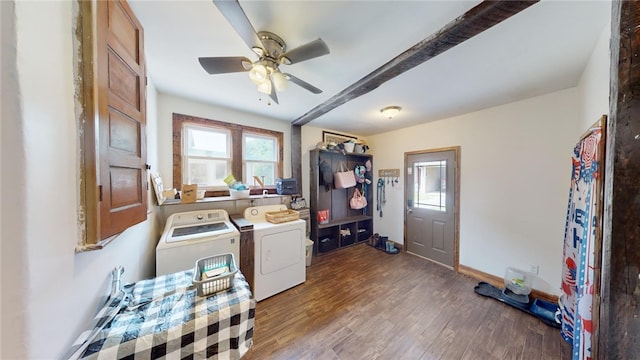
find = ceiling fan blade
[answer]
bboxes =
[283,73,322,94]
[269,80,279,104]
[198,56,251,74]
[280,38,330,65]
[213,0,264,51]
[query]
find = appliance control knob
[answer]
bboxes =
[197,214,204,220]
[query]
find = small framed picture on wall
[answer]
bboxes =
[322,131,357,144]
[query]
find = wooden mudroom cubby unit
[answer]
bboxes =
[310,149,374,255]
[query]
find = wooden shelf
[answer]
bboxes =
[309,149,374,255]
[316,148,373,158]
[317,215,372,228]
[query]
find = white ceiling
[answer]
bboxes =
[128,0,610,136]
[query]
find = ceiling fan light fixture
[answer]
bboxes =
[279,56,292,65]
[380,106,401,119]
[272,71,289,92]
[249,63,268,84]
[241,60,253,71]
[252,46,265,57]
[203,2,328,102]
[257,79,272,94]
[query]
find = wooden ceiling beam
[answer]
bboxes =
[292,0,539,126]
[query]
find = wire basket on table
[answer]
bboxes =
[192,253,238,297]
[265,209,300,224]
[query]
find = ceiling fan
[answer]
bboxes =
[198,0,330,104]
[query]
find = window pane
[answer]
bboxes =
[414,160,446,211]
[243,133,277,185]
[186,158,229,186]
[186,126,229,158]
[183,124,231,187]
[245,161,275,185]
[244,134,276,161]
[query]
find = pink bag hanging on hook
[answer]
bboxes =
[349,188,367,209]
[334,162,356,189]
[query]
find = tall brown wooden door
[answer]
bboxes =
[97,0,147,239]
[405,148,459,268]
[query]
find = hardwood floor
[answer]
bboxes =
[242,244,572,360]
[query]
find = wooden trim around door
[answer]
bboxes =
[404,146,461,272]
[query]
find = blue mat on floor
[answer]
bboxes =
[474,282,561,328]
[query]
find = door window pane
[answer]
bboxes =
[414,160,446,211]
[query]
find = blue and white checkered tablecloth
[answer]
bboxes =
[70,270,255,359]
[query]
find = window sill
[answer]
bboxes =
[160,194,289,206]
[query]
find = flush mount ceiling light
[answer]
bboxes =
[380,106,401,119]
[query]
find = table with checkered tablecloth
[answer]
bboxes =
[69,270,255,359]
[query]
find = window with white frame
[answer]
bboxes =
[243,133,278,186]
[183,124,231,189]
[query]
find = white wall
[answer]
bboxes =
[368,89,579,295]
[155,93,293,190]
[365,17,611,295]
[299,125,326,204]
[577,15,611,133]
[2,2,162,358]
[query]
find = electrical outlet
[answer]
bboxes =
[529,264,539,275]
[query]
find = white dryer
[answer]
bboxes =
[244,204,306,301]
[156,209,240,276]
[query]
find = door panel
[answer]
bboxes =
[108,0,140,62]
[109,167,142,208]
[98,0,147,239]
[406,149,458,268]
[432,220,445,251]
[108,110,140,154]
[108,51,141,111]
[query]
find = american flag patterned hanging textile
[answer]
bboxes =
[560,120,603,360]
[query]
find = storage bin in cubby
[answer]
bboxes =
[340,223,356,246]
[318,237,338,253]
[341,234,355,246]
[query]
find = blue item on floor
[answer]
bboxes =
[366,234,399,254]
[473,282,561,328]
[501,287,530,311]
[530,298,561,325]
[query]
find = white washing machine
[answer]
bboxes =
[156,209,240,276]
[244,204,306,301]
